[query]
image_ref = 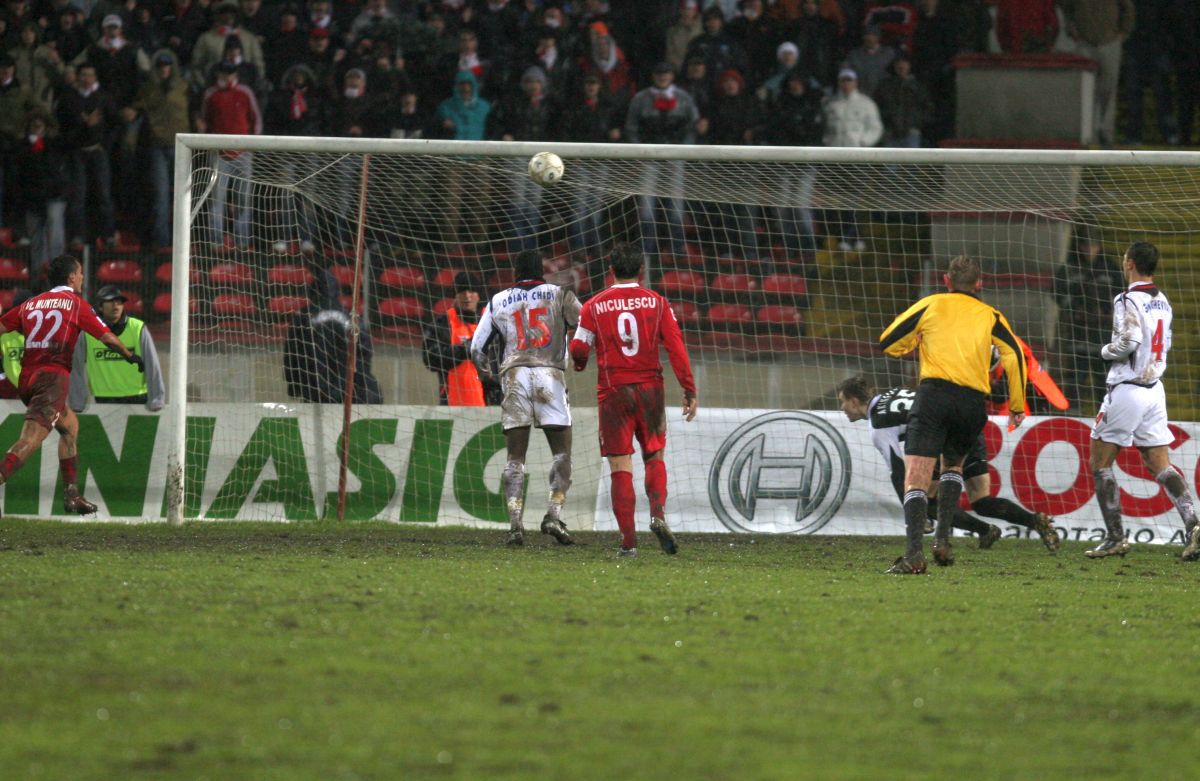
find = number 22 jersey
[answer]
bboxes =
[0,285,110,377]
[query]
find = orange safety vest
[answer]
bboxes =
[445,307,485,406]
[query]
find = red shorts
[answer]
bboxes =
[19,368,69,431]
[598,381,667,457]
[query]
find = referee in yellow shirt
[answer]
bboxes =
[879,256,1028,573]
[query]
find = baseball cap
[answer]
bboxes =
[838,67,857,81]
[101,13,122,28]
[95,285,127,303]
[454,271,481,293]
[154,51,174,66]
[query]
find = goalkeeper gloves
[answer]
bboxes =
[127,354,145,373]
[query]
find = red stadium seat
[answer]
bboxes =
[267,295,308,317]
[378,296,425,322]
[707,303,755,330]
[120,290,144,317]
[488,269,515,290]
[762,273,808,297]
[670,301,701,327]
[432,267,464,291]
[377,266,426,290]
[0,228,13,247]
[211,292,258,318]
[658,270,706,297]
[154,262,202,285]
[711,273,758,296]
[0,257,28,282]
[757,305,802,328]
[96,259,143,284]
[330,263,357,287]
[209,262,255,287]
[432,297,455,316]
[266,263,313,286]
[152,293,200,315]
[114,231,140,251]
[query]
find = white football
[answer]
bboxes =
[528,151,565,186]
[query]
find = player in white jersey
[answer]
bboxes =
[471,250,582,547]
[1086,241,1200,560]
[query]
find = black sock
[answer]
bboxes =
[952,508,992,536]
[936,472,965,540]
[972,496,1036,529]
[902,490,927,558]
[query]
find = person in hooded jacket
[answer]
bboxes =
[127,48,189,250]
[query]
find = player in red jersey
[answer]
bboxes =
[570,243,698,556]
[0,255,143,514]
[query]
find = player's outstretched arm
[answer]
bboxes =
[99,332,143,372]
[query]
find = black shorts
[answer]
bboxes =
[904,379,987,464]
[962,435,989,480]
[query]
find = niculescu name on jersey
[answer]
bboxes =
[591,297,658,314]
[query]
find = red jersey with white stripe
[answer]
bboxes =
[0,286,110,375]
[571,283,695,400]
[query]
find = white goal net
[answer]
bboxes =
[165,138,1200,543]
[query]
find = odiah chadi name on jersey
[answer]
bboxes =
[590,296,659,314]
[496,286,557,309]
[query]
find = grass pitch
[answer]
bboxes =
[2,522,1198,781]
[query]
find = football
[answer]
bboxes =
[528,151,565,186]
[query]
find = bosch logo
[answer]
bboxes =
[707,411,851,534]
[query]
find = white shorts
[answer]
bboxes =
[500,366,571,430]
[1091,382,1173,448]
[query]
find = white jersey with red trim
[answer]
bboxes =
[471,280,581,374]
[1103,281,1171,387]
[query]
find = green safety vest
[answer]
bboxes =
[1,330,23,384]
[84,318,147,398]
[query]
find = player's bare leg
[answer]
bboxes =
[502,427,531,546]
[607,454,638,555]
[966,474,1060,553]
[55,409,96,515]
[1138,445,1200,561]
[540,426,574,545]
[1086,439,1131,558]
[643,449,677,554]
[0,419,54,492]
[887,455,935,573]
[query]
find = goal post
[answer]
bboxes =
[163,135,1200,542]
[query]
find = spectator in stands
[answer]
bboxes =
[385,90,433,138]
[190,0,265,92]
[238,0,276,42]
[874,52,932,147]
[218,33,268,102]
[768,69,823,255]
[1054,230,1123,413]
[0,51,41,230]
[10,22,62,107]
[527,27,572,105]
[665,0,702,73]
[300,26,340,92]
[499,66,558,250]
[12,109,67,275]
[69,285,165,413]
[56,61,117,247]
[265,63,325,254]
[422,271,501,406]
[864,0,919,53]
[822,67,881,251]
[473,0,522,92]
[264,3,307,85]
[75,14,144,109]
[559,72,621,253]
[436,69,491,140]
[758,41,800,102]
[625,62,700,257]
[437,27,489,98]
[577,22,635,107]
[844,24,896,98]
[685,7,749,84]
[790,0,841,88]
[678,55,713,121]
[307,0,341,42]
[708,68,763,262]
[727,0,783,87]
[436,70,492,246]
[1120,0,1178,144]
[1058,0,1135,146]
[46,5,89,65]
[284,266,383,404]
[200,61,261,250]
[127,49,189,251]
[910,0,958,144]
[159,0,209,70]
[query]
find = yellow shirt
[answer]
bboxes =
[879,291,1027,413]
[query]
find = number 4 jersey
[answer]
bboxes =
[472,280,581,373]
[571,282,695,401]
[0,285,110,376]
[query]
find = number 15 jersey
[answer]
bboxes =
[472,280,581,373]
[572,282,696,401]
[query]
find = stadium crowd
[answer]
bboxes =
[0,0,1181,267]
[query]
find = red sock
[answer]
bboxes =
[645,459,667,518]
[60,456,78,485]
[0,452,23,481]
[611,470,637,549]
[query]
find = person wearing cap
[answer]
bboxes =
[624,61,699,257]
[127,49,190,251]
[72,12,145,108]
[422,271,501,407]
[200,59,261,250]
[823,66,882,251]
[575,19,634,106]
[69,285,164,412]
[844,24,896,98]
[189,0,264,92]
[300,24,340,90]
[759,41,800,101]
[0,288,32,399]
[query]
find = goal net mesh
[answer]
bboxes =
[176,141,1200,540]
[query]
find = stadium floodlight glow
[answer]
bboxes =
[166,135,1200,538]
